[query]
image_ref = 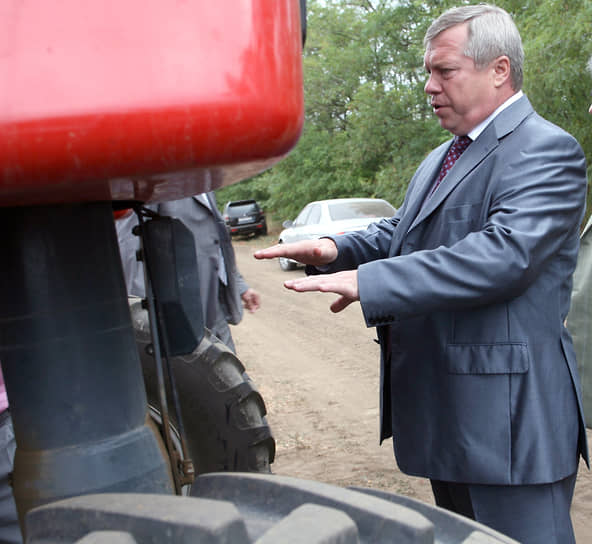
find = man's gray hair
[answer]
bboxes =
[424,4,524,91]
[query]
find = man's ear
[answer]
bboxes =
[493,56,511,87]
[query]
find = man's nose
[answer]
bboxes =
[424,74,438,94]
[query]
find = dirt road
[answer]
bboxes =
[230,233,592,542]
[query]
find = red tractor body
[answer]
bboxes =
[0,0,304,205]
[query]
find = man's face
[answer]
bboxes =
[424,23,499,136]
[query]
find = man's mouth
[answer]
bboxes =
[432,103,448,115]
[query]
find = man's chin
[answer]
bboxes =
[437,118,453,132]
[436,115,457,134]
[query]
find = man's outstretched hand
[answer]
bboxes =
[254,239,358,313]
[254,238,338,267]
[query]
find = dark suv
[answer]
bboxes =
[223,199,268,237]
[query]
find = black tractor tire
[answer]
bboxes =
[129,301,275,480]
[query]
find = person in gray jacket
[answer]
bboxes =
[570,214,592,429]
[117,192,260,353]
[255,4,588,543]
[566,55,592,430]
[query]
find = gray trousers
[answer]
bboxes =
[0,411,20,543]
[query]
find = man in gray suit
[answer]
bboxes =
[117,192,260,353]
[255,4,588,542]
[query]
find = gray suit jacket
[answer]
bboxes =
[116,193,247,346]
[326,96,589,485]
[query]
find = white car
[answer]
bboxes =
[278,197,396,271]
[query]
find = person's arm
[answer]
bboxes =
[254,220,397,313]
[255,213,401,269]
[253,215,400,313]
[240,287,260,313]
[233,265,261,313]
[254,237,339,267]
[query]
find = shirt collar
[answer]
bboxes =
[467,90,524,141]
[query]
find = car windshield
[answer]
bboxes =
[228,203,257,216]
[328,201,394,221]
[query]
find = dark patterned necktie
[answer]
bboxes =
[429,135,472,196]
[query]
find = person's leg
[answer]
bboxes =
[210,314,236,354]
[467,474,577,544]
[213,288,236,353]
[430,479,475,519]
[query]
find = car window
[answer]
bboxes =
[294,205,312,226]
[227,202,258,216]
[307,204,321,225]
[328,200,395,221]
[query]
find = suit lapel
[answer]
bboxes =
[388,143,448,256]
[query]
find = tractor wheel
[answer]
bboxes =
[130,301,275,487]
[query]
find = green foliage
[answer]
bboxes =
[508,0,592,219]
[218,0,592,226]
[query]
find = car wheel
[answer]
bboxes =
[277,241,296,271]
[130,302,275,489]
[279,256,296,271]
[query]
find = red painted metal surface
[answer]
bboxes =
[0,1,304,205]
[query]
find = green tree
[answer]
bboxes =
[510,0,592,220]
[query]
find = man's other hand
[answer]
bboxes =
[241,288,260,313]
[284,270,359,313]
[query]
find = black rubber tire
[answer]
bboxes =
[279,256,296,271]
[129,301,275,478]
